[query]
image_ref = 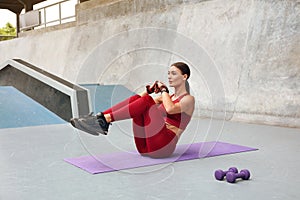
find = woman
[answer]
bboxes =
[70,62,195,158]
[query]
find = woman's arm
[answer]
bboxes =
[153,95,163,104]
[161,92,194,115]
[161,92,178,114]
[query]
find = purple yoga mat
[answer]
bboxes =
[64,141,257,174]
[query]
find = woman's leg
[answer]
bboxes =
[70,94,141,136]
[133,116,178,158]
[139,105,178,158]
[102,95,164,154]
[126,96,178,158]
[108,95,157,122]
[144,129,178,158]
[132,116,148,154]
[102,94,141,121]
[72,93,178,157]
[104,94,167,154]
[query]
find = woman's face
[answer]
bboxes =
[168,66,187,88]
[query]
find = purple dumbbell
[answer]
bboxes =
[214,167,238,181]
[226,169,251,183]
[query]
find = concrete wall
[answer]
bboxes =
[0,0,299,128]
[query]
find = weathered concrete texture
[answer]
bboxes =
[0,0,299,127]
[76,0,206,26]
[232,0,300,126]
[175,0,300,127]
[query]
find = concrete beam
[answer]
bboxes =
[0,59,91,121]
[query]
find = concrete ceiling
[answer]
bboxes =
[0,0,46,14]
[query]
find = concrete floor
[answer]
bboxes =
[0,117,299,200]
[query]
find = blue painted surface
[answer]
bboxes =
[0,86,66,129]
[0,85,134,129]
[81,84,135,113]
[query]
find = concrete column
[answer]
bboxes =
[16,13,20,35]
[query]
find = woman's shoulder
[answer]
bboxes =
[181,94,195,103]
[184,93,194,99]
[181,94,195,115]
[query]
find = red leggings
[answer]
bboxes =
[103,94,178,158]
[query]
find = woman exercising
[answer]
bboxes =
[70,62,195,158]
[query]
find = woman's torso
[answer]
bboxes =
[158,93,193,137]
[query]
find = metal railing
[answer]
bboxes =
[35,0,78,29]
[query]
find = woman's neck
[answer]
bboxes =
[174,84,187,98]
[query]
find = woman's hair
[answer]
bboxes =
[171,62,191,93]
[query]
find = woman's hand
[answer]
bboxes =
[146,81,161,94]
[157,81,169,94]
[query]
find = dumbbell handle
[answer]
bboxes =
[226,169,250,183]
[236,172,246,178]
